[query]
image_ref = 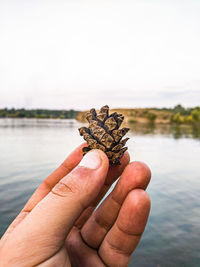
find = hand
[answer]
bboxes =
[0,143,151,267]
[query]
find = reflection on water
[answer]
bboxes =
[1,118,199,140]
[0,119,200,267]
[128,122,200,139]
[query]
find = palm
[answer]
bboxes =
[66,226,105,267]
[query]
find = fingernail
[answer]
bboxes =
[79,150,101,169]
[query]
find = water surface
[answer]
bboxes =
[0,119,200,266]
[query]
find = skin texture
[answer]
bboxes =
[0,143,151,267]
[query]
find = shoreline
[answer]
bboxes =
[1,105,200,126]
[0,116,199,127]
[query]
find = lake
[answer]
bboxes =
[0,118,200,267]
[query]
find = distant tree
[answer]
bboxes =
[173,104,192,116]
[173,104,186,115]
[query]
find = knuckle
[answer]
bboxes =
[51,178,79,198]
[128,189,151,209]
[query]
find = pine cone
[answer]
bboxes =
[78,105,129,165]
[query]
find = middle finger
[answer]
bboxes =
[74,152,130,228]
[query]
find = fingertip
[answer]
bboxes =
[121,151,130,166]
[78,142,88,157]
[72,142,88,154]
[124,161,151,189]
[129,161,151,179]
[61,143,88,171]
[81,142,88,148]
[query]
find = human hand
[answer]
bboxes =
[0,143,151,267]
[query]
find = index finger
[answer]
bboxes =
[1,143,86,241]
[23,143,86,212]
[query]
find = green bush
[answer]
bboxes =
[191,109,200,122]
[146,112,157,122]
[171,112,184,124]
[185,115,194,123]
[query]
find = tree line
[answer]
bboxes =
[0,108,78,119]
[0,105,200,124]
[127,104,200,124]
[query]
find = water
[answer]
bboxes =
[0,118,200,267]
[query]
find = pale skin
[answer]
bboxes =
[0,143,151,267]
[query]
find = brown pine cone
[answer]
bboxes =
[78,105,129,165]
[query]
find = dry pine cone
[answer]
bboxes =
[78,105,129,165]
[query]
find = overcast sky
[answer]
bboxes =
[0,0,200,110]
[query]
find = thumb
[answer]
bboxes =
[12,150,109,249]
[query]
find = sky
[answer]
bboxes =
[0,0,200,110]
